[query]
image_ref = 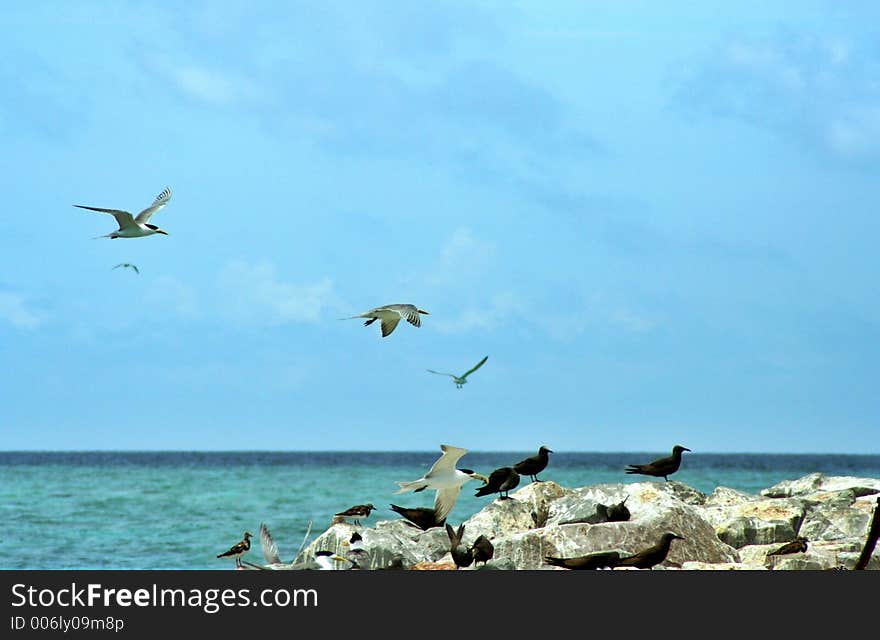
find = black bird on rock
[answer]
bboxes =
[389,504,446,531]
[513,446,553,483]
[475,466,520,500]
[607,495,631,522]
[446,524,473,569]
[616,532,684,570]
[544,550,621,570]
[471,535,495,566]
[769,537,808,556]
[625,445,690,482]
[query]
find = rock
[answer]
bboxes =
[761,473,880,499]
[292,473,879,571]
[697,498,807,548]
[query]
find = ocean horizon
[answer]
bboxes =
[4,450,879,570]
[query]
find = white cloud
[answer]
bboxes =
[428,226,495,286]
[0,292,43,329]
[143,276,200,319]
[435,291,523,334]
[218,260,339,325]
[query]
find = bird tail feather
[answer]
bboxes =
[394,480,428,494]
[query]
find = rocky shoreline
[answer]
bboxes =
[292,472,880,570]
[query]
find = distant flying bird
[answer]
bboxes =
[446,524,473,570]
[768,537,809,556]
[394,444,489,523]
[545,550,621,571]
[625,445,691,482]
[606,496,631,522]
[75,187,172,239]
[475,466,520,500]
[216,531,252,568]
[471,535,495,566]
[389,504,446,531]
[616,533,684,570]
[113,263,140,274]
[513,446,553,483]
[333,503,376,526]
[427,355,489,389]
[342,304,430,337]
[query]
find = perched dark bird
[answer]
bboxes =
[446,523,473,569]
[334,503,376,526]
[544,550,621,570]
[513,446,553,483]
[616,532,684,570]
[768,537,808,556]
[474,466,520,500]
[607,495,631,522]
[216,531,252,568]
[471,535,495,566]
[389,504,446,531]
[625,445,691,482]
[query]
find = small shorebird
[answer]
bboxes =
[74,187,172,239]
[545,550,622,570]
[333,503,377,526]
[216,531,252,568]
[446,524,473,569]
[343,303,429,338]
[513,446,553,483]
[475,466,520,500]
[113,263,140,274]
[625,445,691,482]
[616,532,684,569]
[394,444,489,522]
[427,355,488,389]
[471,535,494,566]
[389,504,446,531]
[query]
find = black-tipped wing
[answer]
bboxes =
[260,523,281,565]
[461,355,489,379]
[134,187,172,223]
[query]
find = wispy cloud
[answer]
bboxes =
[434,292,524,334]
[672,33,880,161]
[143,276,200,319]
[428,227,495,286]
[0,292,43,329]
[217,260,340,325]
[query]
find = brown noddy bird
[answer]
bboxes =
[513,446,553,483]
[446,523,474,569]
[768,536,808,556]
[616,532,684,569]
[471,535,495,566]
[389,504,446,531]
[625,445,690,482]
[475,466,520,500]
[544,550,621,570]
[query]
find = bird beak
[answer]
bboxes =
[419,309,430,315]
[157,230,169,235]
[682,447,691,452]
[472,473,490,485]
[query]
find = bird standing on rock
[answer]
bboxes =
[615,533,684,569]
[625,445,690,482]
[446,524,473,569]
[471,535,495,566]
[513,446,553,483]
[544,550,621,570]
[474,466,520,500]
[216,531,252,568]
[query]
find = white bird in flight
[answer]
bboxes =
[394,444,489,522]
[74,187,172,238]
[428,355,489,389]
[343,303,430,338]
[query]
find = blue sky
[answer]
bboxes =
[1,1,878,453]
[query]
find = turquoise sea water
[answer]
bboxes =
[2,451,879,570]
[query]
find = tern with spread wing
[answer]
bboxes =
[113,263,140,274]
[427,355,488,389]
[394,444,488,522]
[74,187,172,238]
[343,303,429,338]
